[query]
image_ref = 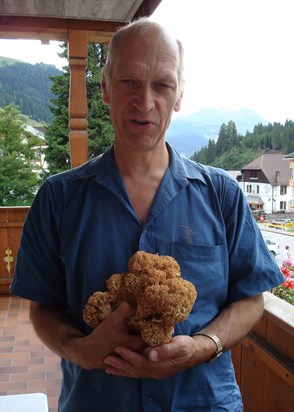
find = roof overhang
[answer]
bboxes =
[0,0,162,43]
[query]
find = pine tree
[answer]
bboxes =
[0,104,41,206]
[44,42,114,175]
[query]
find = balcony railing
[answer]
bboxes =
[0,206,293,411]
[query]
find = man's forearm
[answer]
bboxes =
[29,301,86,365]
[29,300,146,370]
[195,293,264,353]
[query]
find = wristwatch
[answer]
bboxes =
[193,331,223,362]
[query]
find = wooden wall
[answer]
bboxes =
[0,207,29,294]
[232,292,294,412]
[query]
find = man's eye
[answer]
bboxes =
[121,79,135,85]
[157,80,176,89]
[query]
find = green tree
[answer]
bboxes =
[206,139,217,164]
[44,42,114,175]
[0,104,41,206]
[216,123,227,156]
[226,120,238,148]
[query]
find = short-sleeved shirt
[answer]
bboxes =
[12,144,284,412]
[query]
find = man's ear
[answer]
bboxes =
[174,91,183,113]
[101,71,110,104]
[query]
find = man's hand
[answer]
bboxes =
[76,302,147,369]
[103,335,208,379]
[30,301,147,370]
[103,294,264,379]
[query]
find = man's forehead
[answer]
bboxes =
[113,33,179,69]
[116,28,178,56]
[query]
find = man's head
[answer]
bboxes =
[103,18,184,99]
[102,17,184,153]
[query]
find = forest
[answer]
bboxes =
[191,119,294,170]
[0,59,61,123]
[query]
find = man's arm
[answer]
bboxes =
[103,294,264,379]
[192,293,264,358]
[30,301,146,370]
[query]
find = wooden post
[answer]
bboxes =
[68,30,88,168]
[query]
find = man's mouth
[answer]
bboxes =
[132,119,150,125]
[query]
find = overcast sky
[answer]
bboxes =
[0,0,294,123]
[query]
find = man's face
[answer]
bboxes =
[102,30,182,153]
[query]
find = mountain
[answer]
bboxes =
[0,57,62,123]
[0,56,23,67]
[0,57,268,155]
[166,107,267,156]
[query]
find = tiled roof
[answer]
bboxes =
[241,153,291,185]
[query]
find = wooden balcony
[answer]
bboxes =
[0,206,293,411]
[0,2,293,409]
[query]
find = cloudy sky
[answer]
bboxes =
[150,0,294,123]
[0,0,293,123]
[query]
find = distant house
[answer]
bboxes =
[240,153,292,213]
[24,125,48,172]
[283,152,294,209]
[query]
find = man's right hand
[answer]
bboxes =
[75,302,147,369]
[30,300,147,370]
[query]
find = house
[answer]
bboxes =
[240,153,292,213]
[24,125,48,171]
[283,152,294,209]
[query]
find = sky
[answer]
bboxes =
[0,0,294,124]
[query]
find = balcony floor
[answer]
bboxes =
[0,296,61,412]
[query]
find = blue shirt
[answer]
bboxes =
[12,144,284,411]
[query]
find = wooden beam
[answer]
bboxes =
[0,16,121,42]
[68,30,88,168]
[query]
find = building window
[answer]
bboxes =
[280,201,286,210]
[280,185,287,195]
[256,185,259,194]
[246,184,252,193]
[250,170,257,179]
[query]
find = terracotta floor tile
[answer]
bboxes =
[0,359,13,367]
[0,374,10,382]
[11,371,46,381]
[0,296,62,412]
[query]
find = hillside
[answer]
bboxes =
[0,57,62,123]
[167,107,267,156]
[0,56,23,67]
[0,57,271,158]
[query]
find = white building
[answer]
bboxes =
[240,153,293,213]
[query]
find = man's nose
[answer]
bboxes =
[133,85,155,112]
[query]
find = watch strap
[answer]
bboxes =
[193,331,223,362]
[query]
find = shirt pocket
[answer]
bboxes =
[170,241,227,310]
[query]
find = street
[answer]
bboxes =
[259,223,294,268]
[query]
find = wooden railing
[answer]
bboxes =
[0,207,293,411]
[0,206,29,294]
[232,292,294,412]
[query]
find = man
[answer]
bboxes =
[12,18,284,411]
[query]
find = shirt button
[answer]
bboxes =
[147,398,153,404]
[142,227,147,233]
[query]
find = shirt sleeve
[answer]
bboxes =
[213,171,285,302]
[11,180,67,308]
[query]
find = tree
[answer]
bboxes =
[216,123,227,156]
[86,43,114,158]
[44,42,114,175]
[0,104,41,206]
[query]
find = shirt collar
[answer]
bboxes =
[167,143,207,185]
[71,143,207,186]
